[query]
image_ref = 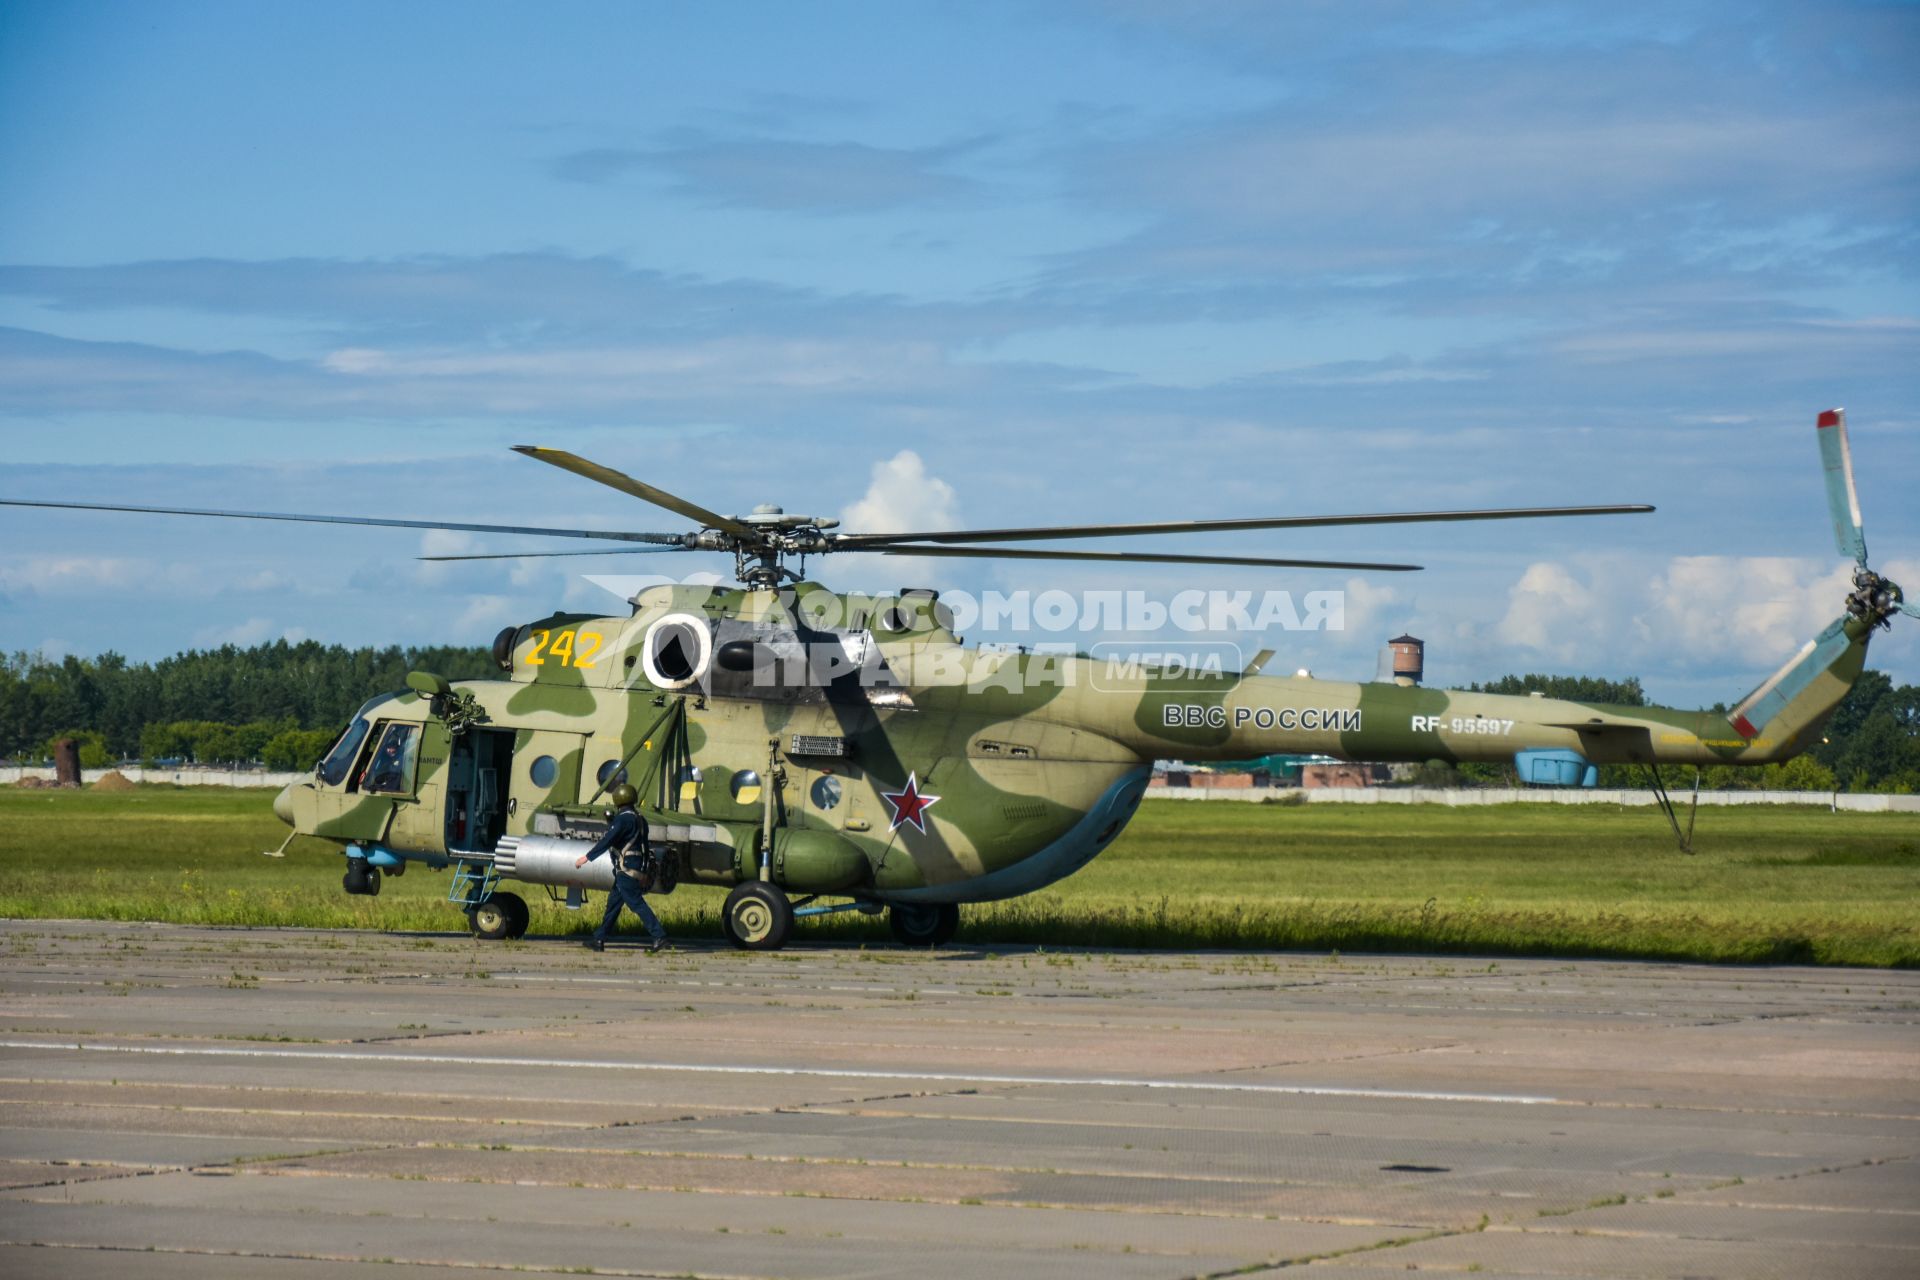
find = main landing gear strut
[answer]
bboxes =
[1643,763,1701,854]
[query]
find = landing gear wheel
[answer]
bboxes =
[491,891,530,940]
[468,894,520,941]
[342,863,380,897]
[723,881,793,951]
[889,903,958,948]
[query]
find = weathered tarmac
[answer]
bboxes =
[0,919,1914,1278]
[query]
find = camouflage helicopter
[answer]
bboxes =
[2,410,1908,949]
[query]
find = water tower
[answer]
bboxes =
[1378,633,1424,686]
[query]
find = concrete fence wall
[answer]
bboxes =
[1149,785,1920,813]
[0,766,308,789]
[5,765,1916,812]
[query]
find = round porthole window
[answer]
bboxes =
[595,760,626,787]
[730,769,762,803]
[530,755,558,788]
[809,775,842,810]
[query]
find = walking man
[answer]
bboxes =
[574,783,668,953]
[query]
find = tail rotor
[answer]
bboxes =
[1819,409,1916,628]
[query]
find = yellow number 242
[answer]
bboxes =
[526,629,603,669]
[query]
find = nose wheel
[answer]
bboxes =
[889,903,959,948]
[723,882,793,950]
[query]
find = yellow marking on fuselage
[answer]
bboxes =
[526,628,604,669]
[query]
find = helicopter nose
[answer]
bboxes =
[273,783,297,827]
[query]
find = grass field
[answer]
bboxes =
[2,786,1916,965]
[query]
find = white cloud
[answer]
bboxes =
[837,450,962,590]
[321,347,388,374]
[1546,317,1920,364]
[570,569,730,611]
[236,569,291,592]
[420,530,474,556]
[1499,561,1598,659]
[0,556,149,594]
[579,572,678,605]
[416,530,477,585]
[193,616,282,647]
[553,136,982,212]
[317,338,956,397]
[839,450,959,536]
[1496,554,1909,673]
[1642,556,1854,667]
[454,595,521,634]
[1339,575,1400,642]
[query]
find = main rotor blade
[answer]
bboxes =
[512,446,761,541]
[1816,408,1868,564]
[844,544,1422,571]
[0,498,688,545]
[419,546,699,561]
[834,504,1654,548]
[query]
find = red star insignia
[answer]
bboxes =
[880,772,940,833]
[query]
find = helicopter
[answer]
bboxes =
[2,410,1906,949]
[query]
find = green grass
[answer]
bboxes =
[1,786,1916,965]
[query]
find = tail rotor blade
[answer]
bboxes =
[1817,408,1868,564]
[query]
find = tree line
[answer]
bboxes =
[2,640,496,769]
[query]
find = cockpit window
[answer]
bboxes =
[316,695,389,786]
[361,723,420,795]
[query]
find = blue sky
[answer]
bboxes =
[1,0,1916,706]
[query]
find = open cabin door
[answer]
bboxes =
[444,727,515,854]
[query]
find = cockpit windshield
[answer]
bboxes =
[316,695,389,787]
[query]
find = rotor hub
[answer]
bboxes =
[1847,566,1907,630]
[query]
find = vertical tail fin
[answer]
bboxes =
[1725,616,1870,757]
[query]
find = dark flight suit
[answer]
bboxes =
[584,807,666,946]
[364,743,406,794]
